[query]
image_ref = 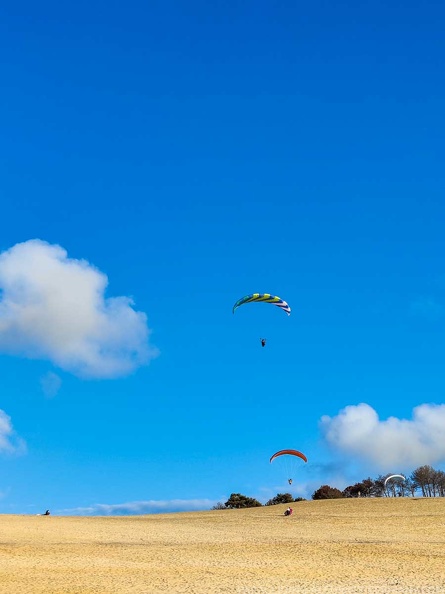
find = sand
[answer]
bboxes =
[1,497,444,593]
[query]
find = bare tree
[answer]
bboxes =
[403,477,417,497]
[411,466,435,497]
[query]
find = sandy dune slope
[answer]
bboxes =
[1,498,444,593]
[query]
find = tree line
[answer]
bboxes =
[212,465,445,509]
[313,465,445,500]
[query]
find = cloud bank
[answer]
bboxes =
[0,410,26,455]
[0,240,157,378]
[320,403,445,471]
[58,498,218,516]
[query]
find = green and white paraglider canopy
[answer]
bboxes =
[232,293,291,316]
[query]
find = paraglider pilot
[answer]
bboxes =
[260,338,266,347]
[288,479,293,485]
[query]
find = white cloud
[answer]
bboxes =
[40,371,62,398]
[0,239,157,378]
[57,498,218,516]
[320,403,445,471]
[0,410,26,455]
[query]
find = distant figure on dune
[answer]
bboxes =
[284,507,293,516]
[43,510,50,516]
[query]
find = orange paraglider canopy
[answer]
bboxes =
[269,449,308,464]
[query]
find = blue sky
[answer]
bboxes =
[1,0,444,514]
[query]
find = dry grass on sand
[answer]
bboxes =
[1,497,445,593]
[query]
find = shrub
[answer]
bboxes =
[312,485,343,500]
[224,493,262,509]
[265,493,294,506]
